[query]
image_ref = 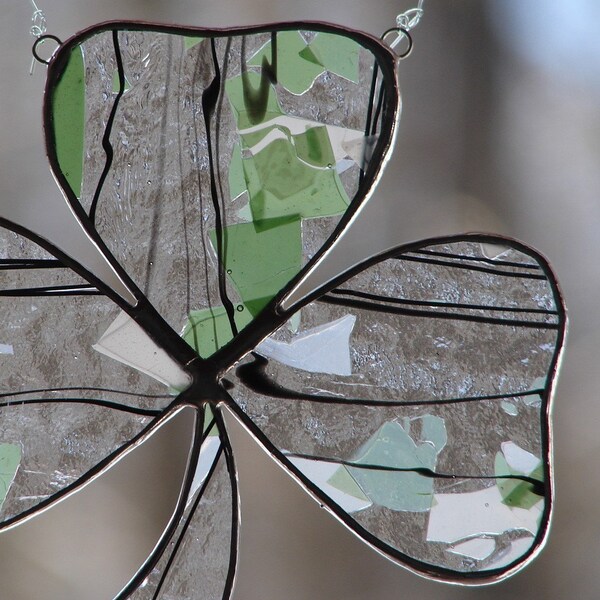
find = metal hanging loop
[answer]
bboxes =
[382,28,414,59]
[384,0,424,58]
[32,34,63,66]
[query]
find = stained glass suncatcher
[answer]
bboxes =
[0,19,565,598]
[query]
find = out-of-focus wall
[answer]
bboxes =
[0,1,598,598]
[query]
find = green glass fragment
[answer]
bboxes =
[225,71,284,129]
[52,45,85,198]
[308,32,360,83]
[298,45,322,67]
[501,400,519,416]
[248,31,360,94]
[184,36,205,50]
[228,143,247,200]
[288,310,301,333]
[327,465,370,502]
[112,70,131,94]
[243,136,349,221]
[249,31,325,95]
[209,217,303,317]
[0,443,21,511]
[294,126,335,168]
[495,453,543,510]
[183,305,253,358]
[348,417,447,512]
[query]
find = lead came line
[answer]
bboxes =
[395,254,547,279]
[319,294,560,329]
[411,248,541,270]
[330,288,558,316]
[285,452,545,496]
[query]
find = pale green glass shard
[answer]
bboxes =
[327,465,370,502]
[287,310,301,333]
[524,376,547,407]
[348,417,447,512]
[298,45,323,67]
[237,203,253,222]
[209,216,302,317]
[501,400,519,416]
[225,71,285,129]
[52,46,85,198]
[243,137,349,221]
[112,70,132,94]
[228,142,247,200]
[293,125,335,168]
[249,31,325,95]
[183,305,253,359]
[0,443,21,511]
[420,414,449,449]
[184,36,205,50]
[495,453,543,511]
[308,32,360,83]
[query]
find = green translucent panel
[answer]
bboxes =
[225,71,284,129]
[112,70,131,94]
[228,143,247,200]
[0,444,21,510]
[308,32,360,84]
[294,125,335,168]
[501,400,519,416]
[348,417,447,512]
[327,465,371,502]
[243,136,349,221]
[495,453,543,511]
[249,31,360,95]
[183,306,253,359]
[52,46,85,198]
[184,36,205,50]
[250,31,324,95]
[210,217,302,318]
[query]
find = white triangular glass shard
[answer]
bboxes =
[501,441,540,473]
[93,310,191,390]
[426,486,543,544]
[287,455,372,513]
[187,436,222,507]
[255,314,356,375]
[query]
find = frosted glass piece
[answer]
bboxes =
[255,314,356,375]
[94,310,191,391]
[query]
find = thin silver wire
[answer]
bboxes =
[29,0,47,74]
[389,0,425,53]
[396,0,425,32]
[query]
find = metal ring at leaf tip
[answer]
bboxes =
[32,34,63,66]
[382,27,413,59]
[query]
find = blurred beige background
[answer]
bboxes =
[1,0,599,598]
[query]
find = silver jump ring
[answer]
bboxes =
[32,34,62,65]
[382,27,413,59]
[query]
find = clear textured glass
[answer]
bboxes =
[230,239,562,575]
[50,27,393,352]
[0,15,567,597]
